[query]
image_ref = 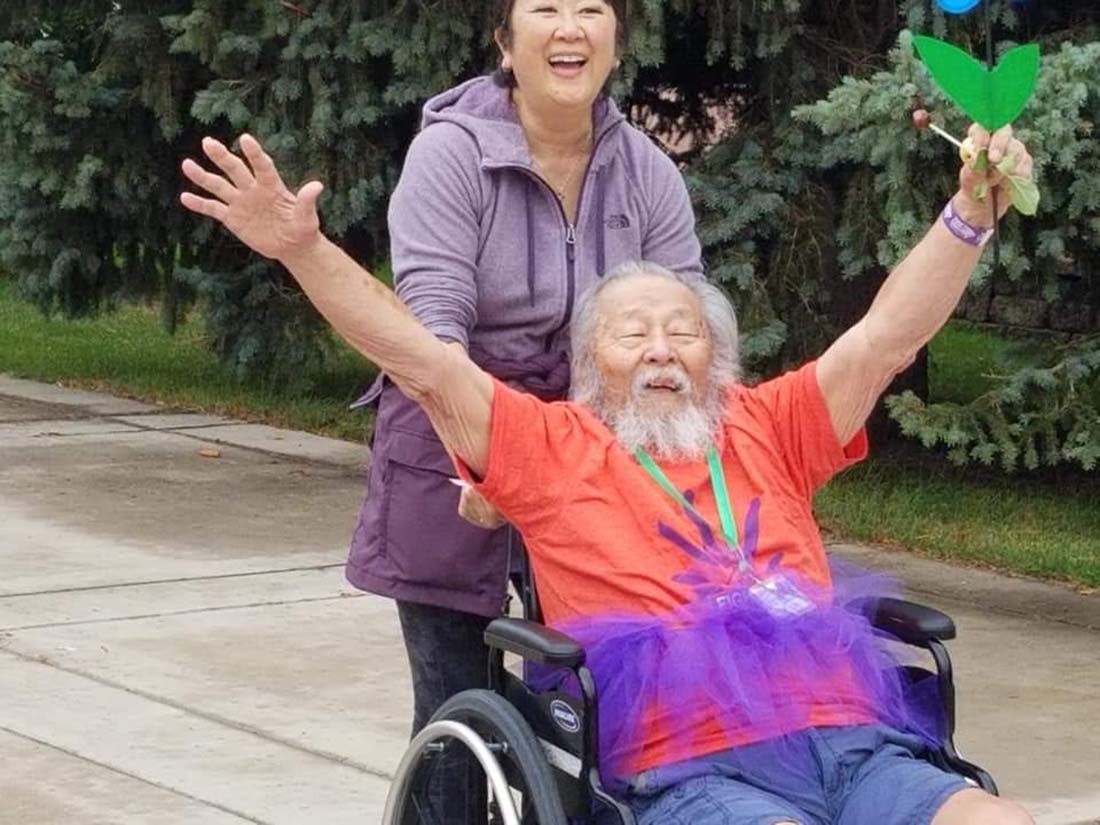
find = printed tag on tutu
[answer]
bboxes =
[748,576,815,617]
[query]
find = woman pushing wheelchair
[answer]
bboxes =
[240,3,702,820]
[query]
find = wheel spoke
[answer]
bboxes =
[385,690,568,825]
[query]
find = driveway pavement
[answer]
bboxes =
[1,375,1097,824]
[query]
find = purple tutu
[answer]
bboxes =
[530,559,944,787]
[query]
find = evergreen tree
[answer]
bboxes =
[0,1,502,385]
[654,0,1100,470]
[803,32,1100,471]
[0,2,200,330]
[782,6,1100,471]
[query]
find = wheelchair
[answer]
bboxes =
[382,530,997,824]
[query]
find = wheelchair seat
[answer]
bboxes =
[383,531,996,824]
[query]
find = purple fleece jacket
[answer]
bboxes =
[346,76,704,616]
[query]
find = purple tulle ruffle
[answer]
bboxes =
[529,560,944,787]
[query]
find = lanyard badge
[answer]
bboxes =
[634,446,814,617]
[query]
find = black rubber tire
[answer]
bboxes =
[402,688,568,825]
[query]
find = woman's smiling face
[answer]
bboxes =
[496,0,620,110]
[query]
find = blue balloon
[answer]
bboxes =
[937,0,981,12]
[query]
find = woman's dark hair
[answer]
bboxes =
[492,0,630,88]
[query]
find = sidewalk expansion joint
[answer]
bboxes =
[3,402,365,472]
[27,427,162,438]
[137,422,239,431]
[95,411,365,470]
[18,422,240,436]
[0,415,85,424]
[0,725,271,824]
[0,592,366,632]
[0,563,346,599]
[0,648,394,783]
[158,427,366,474]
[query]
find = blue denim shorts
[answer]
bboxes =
[624,725,970,825]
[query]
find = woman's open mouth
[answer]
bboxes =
[548,54,588,78]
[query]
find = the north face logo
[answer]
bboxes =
[605,213,631,229]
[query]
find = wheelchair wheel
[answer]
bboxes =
[389,688,567,825]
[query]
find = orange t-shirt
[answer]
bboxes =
[463,360,871,770]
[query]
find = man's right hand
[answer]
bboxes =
[181,133,496,480]
[180,134,324,264]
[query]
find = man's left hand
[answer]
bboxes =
[952,123,1034,227]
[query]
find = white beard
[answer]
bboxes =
[590,366,727,460]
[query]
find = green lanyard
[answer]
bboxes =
[633,445,740,550]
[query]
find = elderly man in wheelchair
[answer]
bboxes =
[181,123,1036,824]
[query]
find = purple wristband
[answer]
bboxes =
[941,199,994,248]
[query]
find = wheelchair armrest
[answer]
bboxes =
[484,617,586,669]
[861,597,956,645]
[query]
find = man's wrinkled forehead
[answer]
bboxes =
[595,275,703,327]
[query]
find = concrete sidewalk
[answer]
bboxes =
[1,374,1097,824]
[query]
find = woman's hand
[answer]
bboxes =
[180,134,324,263]
[953,123,1035,226]
[457,484,507,530]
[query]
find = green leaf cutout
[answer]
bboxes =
[1005,176,1040,215]
[913,36,1040,130]
[995,155,1041,215]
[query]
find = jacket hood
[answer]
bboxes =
[420,75,625,167]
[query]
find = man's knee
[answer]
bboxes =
[932,788,1034,825]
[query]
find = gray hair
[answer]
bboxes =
[569,261,741,406]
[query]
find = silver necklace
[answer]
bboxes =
[531,138,592,201]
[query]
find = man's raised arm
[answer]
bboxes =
[816,124,1034,445]
[179,133,493,476]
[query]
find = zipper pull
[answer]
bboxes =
[566,224,576,261]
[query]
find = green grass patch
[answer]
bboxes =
[928,321,1016,403]
[818,446,1100,588]
[0,279,375,442]
[927,320,1050,404]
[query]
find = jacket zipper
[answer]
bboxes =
[557,222,577,351]
[545,139,600,345]
[509,121,620,349]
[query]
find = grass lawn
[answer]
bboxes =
[816,446,1100,588]
[2,279,1097,587]
[0,279,374,442]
